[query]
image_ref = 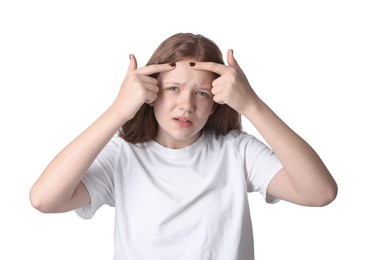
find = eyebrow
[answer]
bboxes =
[161,81,184,86]
[161,81,212,91]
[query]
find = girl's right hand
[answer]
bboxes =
[113,54,175,122]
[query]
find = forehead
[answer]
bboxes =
[158,60,214,85]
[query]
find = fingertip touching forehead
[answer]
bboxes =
[146,33,225,67]
[158,60,215,91]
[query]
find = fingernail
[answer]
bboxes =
[189,62,196,67]
[129,54,132,60]
[169,62,176,67]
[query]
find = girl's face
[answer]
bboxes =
[153,60,216,149]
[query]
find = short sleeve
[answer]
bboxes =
[75,136,121,219]
[237,132,283,203]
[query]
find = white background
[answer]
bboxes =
[1,0,369,259]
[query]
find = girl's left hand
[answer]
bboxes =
[190,50,260,116]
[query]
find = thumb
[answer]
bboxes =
[227,49,241,69]
[127,54,138,73]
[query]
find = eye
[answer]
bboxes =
[195,91,210,97]
[167,86,179,92]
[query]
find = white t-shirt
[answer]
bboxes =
[76,130,283,260]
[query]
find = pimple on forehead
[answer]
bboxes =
[159,60,214,87]
[173,60,196,67]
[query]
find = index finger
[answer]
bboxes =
[190,62,230,75]
[135,63,176,76]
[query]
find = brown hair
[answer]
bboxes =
[119,33,242,143]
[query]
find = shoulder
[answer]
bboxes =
[108,135,149,150]
[99,135,133,160]
[109,136,156,160]
[104,135,127,152]
[207,130,274,158]
[96,135,151,169]
[205,130,257,146]
[202,130,261,154]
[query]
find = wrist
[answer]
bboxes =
[240,96,265,119]
[106,103,131,127]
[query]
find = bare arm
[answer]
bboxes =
[30,56,175,213]
[245,99,337,206]
[29,106,126,213]
[192,50,337,206]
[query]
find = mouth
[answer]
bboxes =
[174,116,192,122]
[173,117,193,127]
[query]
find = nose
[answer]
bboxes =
[178,91,194,113]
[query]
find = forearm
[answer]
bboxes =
[30,58,175,212]
[30,104,126,211]
[243,98,337,201]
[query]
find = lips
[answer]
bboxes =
[173,117,193,127]
[175,116,191,122]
